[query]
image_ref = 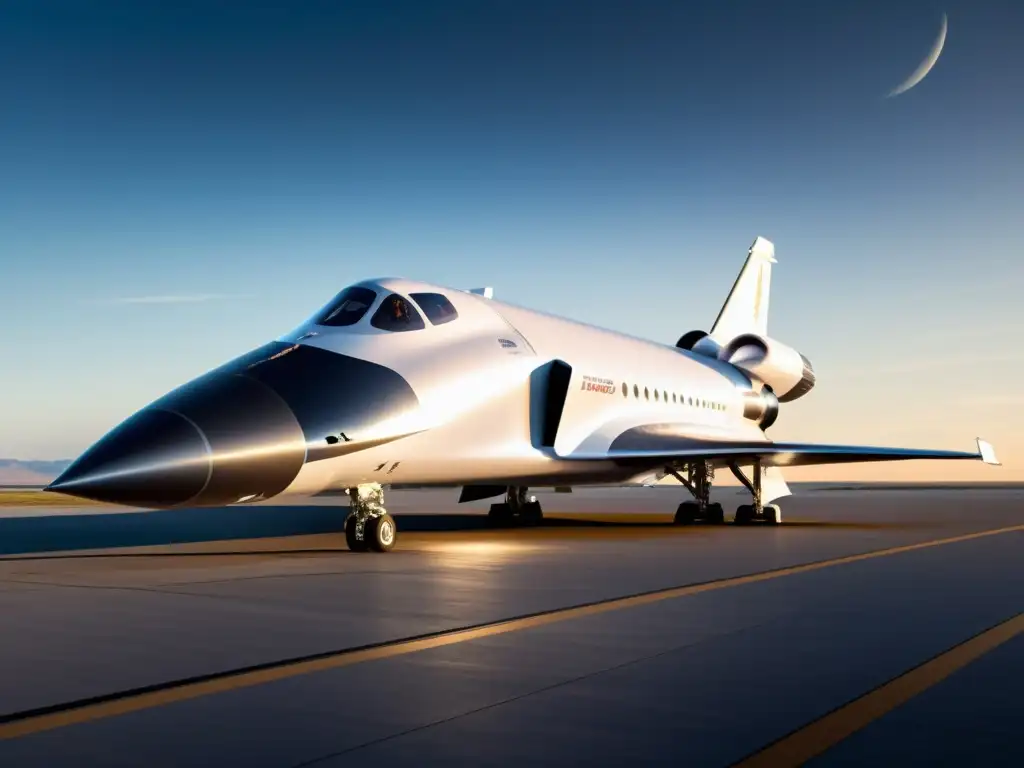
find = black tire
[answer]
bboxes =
[674,501,698,525]
[520,500,543,526]
[762,505,782,525]
[734,504,754,525]
[366,513,397,552]
[488,502,513,525]
[706,502,725,524]
[345,514,369,552]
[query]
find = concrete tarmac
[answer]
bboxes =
[0,486,1021,766]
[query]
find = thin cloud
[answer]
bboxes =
[100,293,233,305]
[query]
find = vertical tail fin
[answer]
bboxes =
[710,236,776,342]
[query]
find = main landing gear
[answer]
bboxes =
[667,462,726,525]
[488,486,544,526]
[344,483,397,552]
[729,462,782,525]
[667,460,782,525]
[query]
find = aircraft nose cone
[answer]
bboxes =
[49,373,307,508]
[48,409,211,507]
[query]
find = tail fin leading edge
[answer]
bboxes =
[710,236,776,343]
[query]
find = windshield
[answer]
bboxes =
[370,293,425,332]
[313,286,378,327]
[410,292,458,325]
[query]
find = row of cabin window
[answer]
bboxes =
[622,382,726,411]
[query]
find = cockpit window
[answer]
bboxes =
[410,292,458,325]
[370,293,425,332]
[313,286,377,327]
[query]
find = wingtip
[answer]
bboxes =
[976,438,1001,466]
[750,236,777,263]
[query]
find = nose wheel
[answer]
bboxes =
[345,483,397,552]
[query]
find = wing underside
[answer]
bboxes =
[561,437,1000,469]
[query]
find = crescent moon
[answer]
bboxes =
[887,13,948,97]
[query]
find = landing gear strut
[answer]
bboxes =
[729,462,782,525]
[344,483,397,552]
[667,461,725,525]
[488,486,543,526]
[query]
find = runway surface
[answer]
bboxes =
[0,486,1021,766]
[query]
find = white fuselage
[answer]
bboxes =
[276,278,767,497]
[48,237,993,515]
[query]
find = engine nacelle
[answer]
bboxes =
[675,330,722,359]
[742,386,780,429]
[719,334,816,402]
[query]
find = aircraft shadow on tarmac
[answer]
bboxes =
[0,504,905,557]
[0,505,344,557]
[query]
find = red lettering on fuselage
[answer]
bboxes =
[580,376,617,395]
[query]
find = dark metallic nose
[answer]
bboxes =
[49,341,420,508]
[49,373,307,508]
[47,409,213,507]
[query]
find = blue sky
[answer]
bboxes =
[1,0,1021,479]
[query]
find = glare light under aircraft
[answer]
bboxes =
[49,237,1000,552]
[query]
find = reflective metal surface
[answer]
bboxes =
[742,387,780,428]
[47,409,212,507]
[51,369,306,508]
[50,342,420,508]
[227,343,420,462]
[779,353,816,403]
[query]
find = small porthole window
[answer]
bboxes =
[633,384,639,398]
[654,389,659,401]
[644,387,649,400]
[622,382,628,397]
[672,393,677,403]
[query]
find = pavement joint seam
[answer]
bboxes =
[0,523,1020,741]
[730,611,1024,767]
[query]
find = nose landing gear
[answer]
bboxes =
[345,483,397,552]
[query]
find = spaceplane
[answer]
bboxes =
[48,237,999,551]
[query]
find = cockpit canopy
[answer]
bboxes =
[370,293,424,332]
[312,285,460,333]
[314,286,377,327]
